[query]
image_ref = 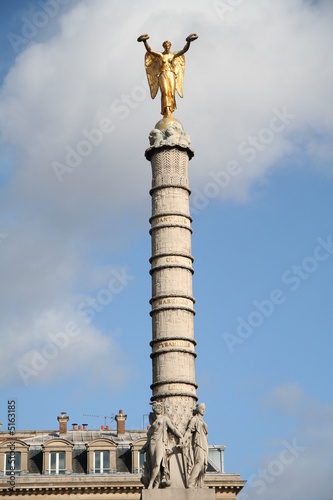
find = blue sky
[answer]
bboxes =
[0,1,332,498]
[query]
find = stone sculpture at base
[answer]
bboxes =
[141,400,209,490]
[183,403,208,489]
[141,402,183,489]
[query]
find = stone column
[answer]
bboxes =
[145,119,197,435]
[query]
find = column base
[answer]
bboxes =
[142,488,215,500]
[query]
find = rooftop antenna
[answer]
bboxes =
[83,414,114,427]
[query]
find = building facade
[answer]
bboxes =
[0,412,244,498]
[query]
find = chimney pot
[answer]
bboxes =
[78,424,82,430]
[82,423,87,431]
[106,425,109,430]
[72,423,77,431]
[101,425,104,430]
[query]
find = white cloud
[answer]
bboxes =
[1,0,332,206]
[263,382,304,415]
[240,384,333,500]
[1,306,130,389]
[0,0,332,399]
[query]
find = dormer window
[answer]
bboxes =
[49,451,65,474]
[0,440,28,476]
[5,452,21,475]
[207,445,225,473]
[42,438,73,475]
[130,437,147,474]
[86,438,117,474]
[93,451,110,474]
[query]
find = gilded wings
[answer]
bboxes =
[173,52,185,98]
[145,52,162,99]
[138,33,198,117]
[144,52,185,99]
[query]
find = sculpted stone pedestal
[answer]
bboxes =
[141,488,215,500]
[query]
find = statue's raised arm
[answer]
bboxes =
[137,33,198,118]
[174,33,198,58]
[137,34,161,58]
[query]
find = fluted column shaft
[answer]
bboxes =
[146,143,197,433]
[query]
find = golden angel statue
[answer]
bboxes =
[137,34,198,118]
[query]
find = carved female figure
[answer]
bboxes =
[142,401,183,489]
[183,403,208,488]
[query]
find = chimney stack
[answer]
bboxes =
[115,409,127,435]
[57,412,69,434]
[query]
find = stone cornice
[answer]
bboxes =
[0,474,245,495]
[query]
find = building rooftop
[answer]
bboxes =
[0,410,245,498]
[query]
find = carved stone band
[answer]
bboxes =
[150,296,195,311]
[150,255,193,271]
[150,214,191,228]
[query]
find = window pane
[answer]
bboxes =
[58,452,65,472]
[5,452,21,474]
[139,452,146,469]
[94,451,100,473]
[6,453,14,471]
[15,453,21,471]
[50,451,65,474]
[50,453,57,470]
[103,451,110,472]
[208,448,221,471]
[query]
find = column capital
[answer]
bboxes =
[145,120,194,161]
